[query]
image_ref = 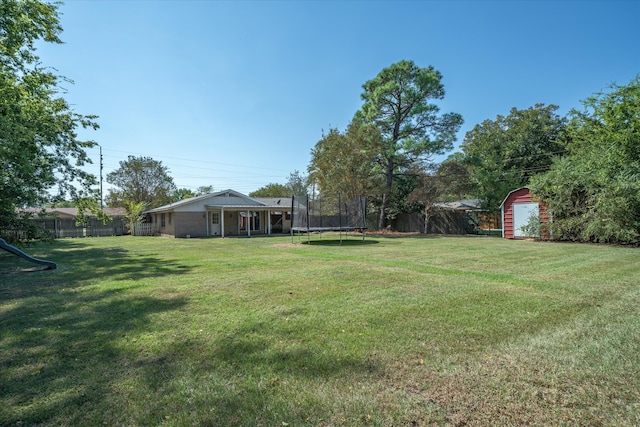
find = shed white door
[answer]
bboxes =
[513,202,539,237]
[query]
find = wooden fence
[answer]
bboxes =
[391,210,480,235]
[31,217,128,238]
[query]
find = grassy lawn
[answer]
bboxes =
[1,235,639,426]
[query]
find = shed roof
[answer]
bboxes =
[499,187,530,208]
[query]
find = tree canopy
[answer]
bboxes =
[356,60,463,228]
[170,188,196,202]
[285,170,309,199]
[250,171,310,199]
[308,120,382,200]
[459,104,565,217]
[0,0,100,241]
[195,185,214,196]
[530,77,640,244]
[106,156,176,208]
[249,183,291,198]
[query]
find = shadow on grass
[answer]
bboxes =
[0,239,195,425]
[0,239,383,425]
[300,238,379,246]
[0,289,188,425]
[0,239,192,299]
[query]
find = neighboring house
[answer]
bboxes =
[19,207,127,238]
[500,187,549,239]
[23,207,126,219]
[427,199,483,235]
[143,189,292,238]
[392,199,488,234]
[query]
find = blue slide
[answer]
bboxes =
[0,238,57,270]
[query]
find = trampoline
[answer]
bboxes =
[291,194,367,244]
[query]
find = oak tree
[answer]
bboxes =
[249,183,291,198]
[0,0,100,241]
[308,120,382,200]
[106,156,176,208]
[460,104,565,217]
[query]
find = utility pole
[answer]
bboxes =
[100,146,104,209]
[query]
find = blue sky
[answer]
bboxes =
[38,0,640,196]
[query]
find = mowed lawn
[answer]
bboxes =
[1,235,639,426]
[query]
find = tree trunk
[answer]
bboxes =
[378,193,387,229]
[378,158,395,229]
[424,206,429,234]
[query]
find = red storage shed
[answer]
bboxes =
[500,187,549,239]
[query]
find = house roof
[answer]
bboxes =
[252,197,292,208]
[144,189,292,214]
[21,207,126,217]
[434,199,482,211]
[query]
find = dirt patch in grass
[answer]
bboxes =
[369,230,422,237]
[380,353,631,426]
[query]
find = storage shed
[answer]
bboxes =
[500,187,549,239]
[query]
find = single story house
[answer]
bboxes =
[143,189,292,238]
[500,187,549,239]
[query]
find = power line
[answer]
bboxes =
[98,148,293,173]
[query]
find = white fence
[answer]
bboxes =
[131,223,160,236]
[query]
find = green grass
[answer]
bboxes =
[1,235,639,426]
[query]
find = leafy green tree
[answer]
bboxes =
[286,170,309,199]
[195,185,214,196]
[386,165,429,219]
[460,104,565,217]
[123,200,147,235]
[249,183,290,198]
[170,188,195,202]
[106,156,176,208]
[531,77,640,244]
[436,156,476,202]
[308,120,383,200]
[357,60,463,228]
[0,0,100,241]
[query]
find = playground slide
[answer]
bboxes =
[0,238,57,270]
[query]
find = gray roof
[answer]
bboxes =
[253,197,293,208]
[434,199,482,211]
[144,189,292,214]
[20,207,126,217]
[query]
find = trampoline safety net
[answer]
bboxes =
[291,194,367,234]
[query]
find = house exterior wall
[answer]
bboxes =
[502,188,549,239]
[157,211,175,236]
[174,212,208,238]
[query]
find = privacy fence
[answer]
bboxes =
[30,217,128,238]
[391,210,482,235]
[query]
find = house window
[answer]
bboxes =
[212,212,220,225]
[169,213,172,225]
[285,212,291,220]
[161,213,166,227]
[239,211,260,231]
